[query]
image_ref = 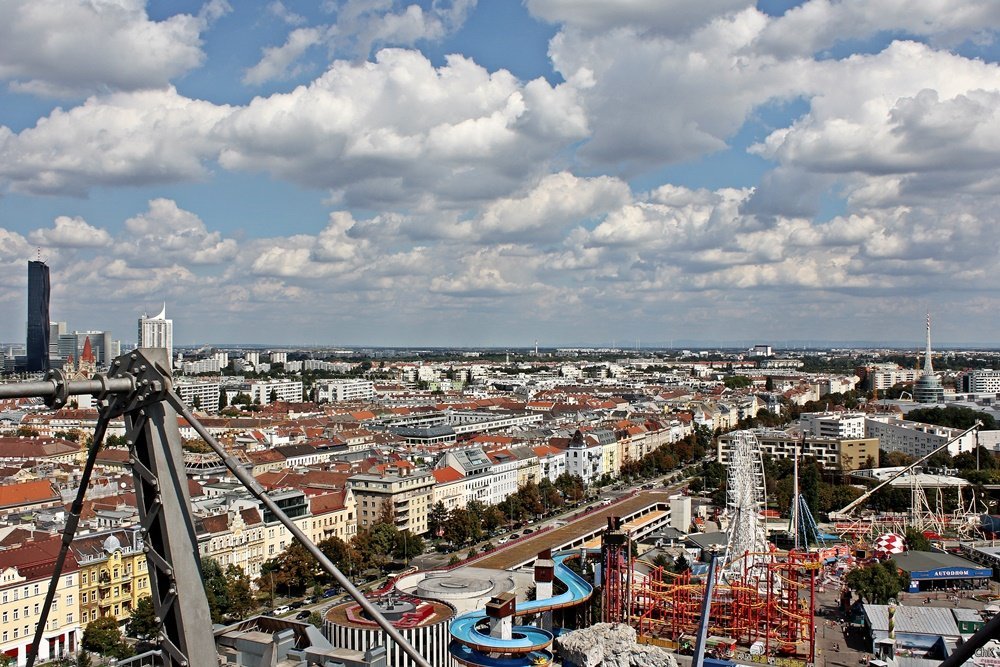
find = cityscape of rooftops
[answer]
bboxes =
[2,2,1000,666]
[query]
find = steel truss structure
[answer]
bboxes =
[721,430,769,577]
[601,517,632,624]
[633,550,819,662]
[0,349,431,667]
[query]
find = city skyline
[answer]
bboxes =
[2,2,1000,347]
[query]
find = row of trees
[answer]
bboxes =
[258,502,426,598]
[427,474,588,547]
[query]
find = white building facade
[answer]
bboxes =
[137,305,173,362]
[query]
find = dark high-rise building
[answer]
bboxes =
[26,260,50,372]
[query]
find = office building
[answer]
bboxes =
[26,260,50,372]
[137,304,173,363]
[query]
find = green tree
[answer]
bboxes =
[481,506,506,533]
[308,611,323,628]
[368,523,400,569]
[259,542,319,597]
[75,652,93,667]
[269,389,278,403]
[393,530,425,561]
[226,565,256,618]
[202,557,230,623]
[82,616,132,658]
[219,391,228,411]
[427,501,449,538]
[907,406,998,431]
[192,395,202,410]
[724,375,752,389]
[124,596,158,639]
[845,559,907,604]
[765,376,775,391]
[904,527,932,551]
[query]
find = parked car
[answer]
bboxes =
[290,600,305,609]
[510,533,520,540]
[498,536,510,544]
[272,605,291,616]
[523,528,534,534]
[322,588,339,598]
[295,610,311,620]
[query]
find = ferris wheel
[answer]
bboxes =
[721,430,769,576]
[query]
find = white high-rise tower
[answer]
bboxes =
[138,304,174,363]
[913,313,944,404]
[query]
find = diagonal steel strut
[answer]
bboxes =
[1,351,433,667]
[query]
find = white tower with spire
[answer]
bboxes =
[138,303,174,365]
[913,313,944,403]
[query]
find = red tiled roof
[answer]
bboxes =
[432,467,463,484]
[0,479,59,508]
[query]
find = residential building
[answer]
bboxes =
[564,431,604,487]
[248,380,303,406]
[137,304,173,363]
[484,450,520,505]
[959,370,1000,394]
[439,449,493,506]
[315,380,376,403]
[531,444,566,484]
[430,467,467,514]
[197,507,266,581]
[865,417,976,458]
[717,428,879,471]
[349,470,434,535]
[175,380,221,412]
[306,490,357,544]
[0,536,79,664]
[260,489,313,560]
[798,412,867,440]
[72,529,149,627]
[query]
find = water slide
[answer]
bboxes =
[449,552,594,667]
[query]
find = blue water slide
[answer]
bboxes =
[449,552,594,667]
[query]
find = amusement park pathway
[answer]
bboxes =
[473,488,677,570]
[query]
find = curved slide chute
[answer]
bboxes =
[449,552,593,667]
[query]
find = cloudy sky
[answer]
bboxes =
[2,0,1000,348]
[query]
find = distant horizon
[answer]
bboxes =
[7,339,1000,353]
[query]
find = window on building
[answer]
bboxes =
[13,609,18,620]
[33,585,39,596]
[2,612,6,623]
[67,613,73,624]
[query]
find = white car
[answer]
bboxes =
[498,536,510,544]
[272,605,291,616]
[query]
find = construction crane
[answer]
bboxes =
[829,422,980,521]
[0,349,432,667]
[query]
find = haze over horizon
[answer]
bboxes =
[2,1,1000,348]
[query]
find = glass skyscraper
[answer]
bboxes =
[26,260,50,372]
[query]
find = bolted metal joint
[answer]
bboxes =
[43,369,69,410]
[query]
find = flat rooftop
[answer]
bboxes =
[473,490,673,570]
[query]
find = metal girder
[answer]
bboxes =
[5,349,433,667]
